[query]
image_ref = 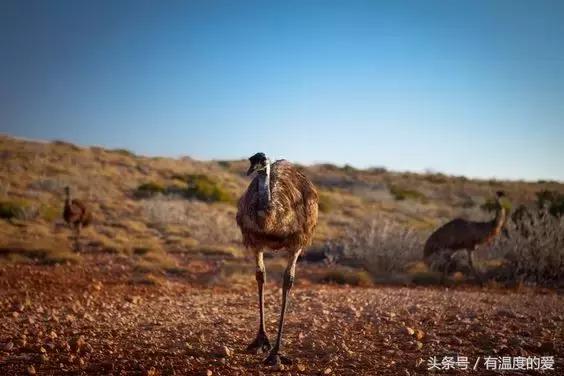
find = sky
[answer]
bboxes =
[1,0,563,181]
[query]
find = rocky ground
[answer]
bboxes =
[0,256,562,375]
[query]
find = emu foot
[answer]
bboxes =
[246,332,271,354]
[264,351,292,366]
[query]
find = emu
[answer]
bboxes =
[424,191,507,284]
[236,153,318,366]
[63,186,91,251]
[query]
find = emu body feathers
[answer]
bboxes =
[236,160,318,251]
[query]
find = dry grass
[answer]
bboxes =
[489,208,564,286]
[339,216,423,276]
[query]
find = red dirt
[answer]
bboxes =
[0,256,562,375]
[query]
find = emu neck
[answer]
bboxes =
[65,192,71,205]
[257,164,271,211]
[493,201,506,232]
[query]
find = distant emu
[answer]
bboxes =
[63,186,91,251]
[424,191,507,284]
[236,153,318,366]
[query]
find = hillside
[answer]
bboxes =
[1,134,561,264]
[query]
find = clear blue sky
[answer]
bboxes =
[1,0,563,181]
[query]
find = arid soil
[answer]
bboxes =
[0,256,562,376]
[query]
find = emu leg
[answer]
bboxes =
[440,252,454,285]
[74,224,82,252]
[467,250,483,286]
[264,249,301,366]
[247,251,271,354]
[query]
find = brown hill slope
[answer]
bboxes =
[0,134,562,268]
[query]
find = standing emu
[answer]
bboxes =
[423,191,507,284]
[236,153,318,366]
[63,186,91,251]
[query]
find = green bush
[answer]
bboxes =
[389,185,426,201]
[342,164,358,173]
[217,160,231,169]
[424,173,448,184]
[112,148,136,157]
[183,174,234,203]
[0,200,36,220]
[0,201,21,219]
[319,268,373,287]
[135,182,166,198]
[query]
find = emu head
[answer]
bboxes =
[64,186,71,197]
[495,190,507,206]
[246,152,269,176]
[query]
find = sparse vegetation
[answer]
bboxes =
[0,134,562,288]
[183,174,234,203]
[318,192,335,213]
[0,199,37,220]
[135,182,166,198]
[340,217,423,277]
[388,184,426,202]
[491,208,564,286]
[40,204,60,221]
[536,189,564,216]
[112,148,136,157]
[0,239,79,265]
[318,266,373,286]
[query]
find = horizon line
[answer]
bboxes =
[1,133,561,185]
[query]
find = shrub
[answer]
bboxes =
[339,217,423,276]
[142,198,187,224]
[135,182,166,198]
[40,205,60,221]
[389,185,426,202]
[424,173,448,184]
[29,178,67,193]
[0,201,21,219]
[536,190,564,217]
[183,174,233,203]
[141,199,241,245]
[490,208,564,286]
[0,200,37,220]
[112,148,136,157]
[367,166,388,174]
[318,267,373,287]
[217,160,231,169]
[51,140,81,151]
[342,164,357,173]
[318,192,335,213]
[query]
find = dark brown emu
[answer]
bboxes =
[63,186,91,251]
[236,153,318,366]
[424,191,507,284]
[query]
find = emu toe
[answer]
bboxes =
[264,352,292,366]
[246,333,272,354]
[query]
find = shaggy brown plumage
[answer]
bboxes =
[236,153,318,366]
[236,160,318,251]
[424,191,507,284]
[63,186,91,251]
